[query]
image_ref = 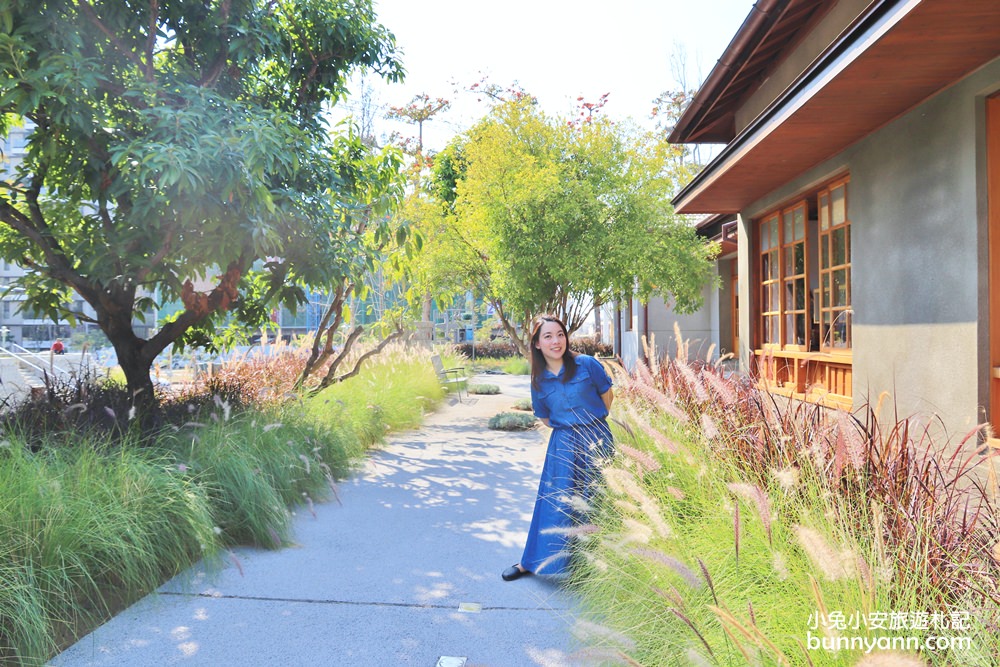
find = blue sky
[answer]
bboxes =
[343,0,755,150]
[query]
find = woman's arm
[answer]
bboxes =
[601,387,614,413]
[540,417,551,428]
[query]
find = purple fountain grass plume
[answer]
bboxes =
[673,322,689,363]
[620,518,653,544]
[603,468,673,538]
[701,413,720,441]
[747,600,757,627]
[772,551,790,580]
[666,486,685,500]
[793,525,854,582]
[641,333,661,379]
[534,549,572,574]
[228,550,245,577]
[675,358,710,404]
[619,443,662,474]
[651,583,687,609]
[773,465,801,492]
[635,359,657,388]
[733,500,741,564]
[728,482,774,545]
[631,547,703,589]
[630,381,688,422]
[669,607,716,660]
[857,554,874,593]
[697,558,719,605]
[702,368,738,408]
[560,494,595,515]
[581,550,610,573]
[541,523,600,538]
[834,411,866,472]
[633,415,684,454]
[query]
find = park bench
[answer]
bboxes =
[431,354,466,401]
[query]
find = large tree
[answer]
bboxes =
[0,0,404,415]
[428,95,716,356]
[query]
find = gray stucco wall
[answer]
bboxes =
[618,282,718,371]
[739,56,1000,437]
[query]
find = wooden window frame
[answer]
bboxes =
[753,176,852,407]
[817,177,852,352]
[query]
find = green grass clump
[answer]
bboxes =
[501,357,530,375]
[487,411,536,431]
[511,397,533,411]
[467,383,500,395]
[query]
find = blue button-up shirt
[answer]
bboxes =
[531,354,613,428]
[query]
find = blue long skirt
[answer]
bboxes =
[520,419,613,575]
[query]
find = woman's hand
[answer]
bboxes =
[601,388,614,413]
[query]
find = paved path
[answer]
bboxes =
[53,374,585,667]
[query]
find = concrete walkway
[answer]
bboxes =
[52,374,585,667]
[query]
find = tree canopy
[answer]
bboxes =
[0,0,406,413]
[425,95,717,355]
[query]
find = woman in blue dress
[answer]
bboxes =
[502,314,614,581]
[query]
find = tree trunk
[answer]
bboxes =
[104,314,157,423]
[593,296,603,343]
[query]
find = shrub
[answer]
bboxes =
[571,334,613,358]
[468,383,500,395]
[454,339,518,359]
[488,411,536,430]
[511,398,533,411]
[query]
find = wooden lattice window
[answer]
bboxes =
[759,213,780,347]
[818,179,851,350]
[781,203,808,349]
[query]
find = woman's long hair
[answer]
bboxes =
[529,314,577,390]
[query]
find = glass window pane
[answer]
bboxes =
[783,212,792,245]
[831,185,846,225]
[820,235,829,268]
[769,218,778,249]
[822,274,830,309]
[794,278,805,309]
[794,208,805,240]
[770,283,779,311]
[832,228,846,266]
[794,243,804,274]
[819,194,830,231]
[795,313,805,345]
[760,222,770,250]
[822,311,832,347]
[833,268,848,307]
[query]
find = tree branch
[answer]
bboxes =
[77,0,154,82]
[310,324,405,395]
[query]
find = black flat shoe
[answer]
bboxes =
[502,564,528,581]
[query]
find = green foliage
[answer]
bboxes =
[0,0,407,407]
[467,383,500,395]
[487,411,536,431]
[421,95,718,351]
[501,357,530,375]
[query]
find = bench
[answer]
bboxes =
[431,354,466,401]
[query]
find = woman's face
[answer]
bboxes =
[534,320,566,365]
